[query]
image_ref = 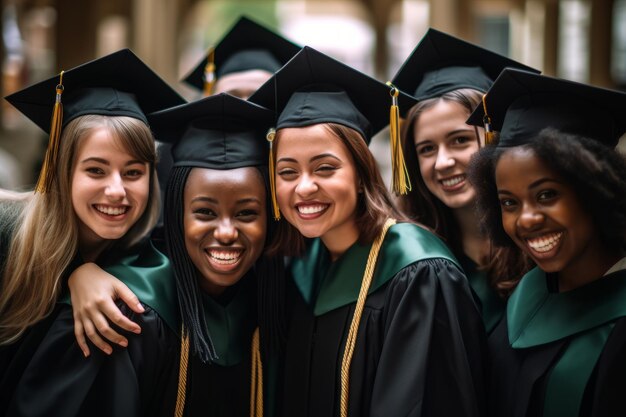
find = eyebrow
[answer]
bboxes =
[277,153,341,164]
[497,178,562,195]
[191,196,262,205]
[79,157,144,166]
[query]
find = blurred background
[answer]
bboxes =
[0,0,623,190]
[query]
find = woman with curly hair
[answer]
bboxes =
[392,28,536,332]
[468,68,626,417]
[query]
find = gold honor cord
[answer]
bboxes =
[174,326,264,417]
[35,71,64,193]
[250,327,264,417]
[175,326,190,417]
[266,128,280,220]
[386,82,411,196]
[340,218,396,417]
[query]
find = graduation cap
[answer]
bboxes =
[147,92,273,170]
[391,28,539,106]
[182,16,301,95]
[5,48,186,193]
[249,46,418,218]
[466,68,626,148]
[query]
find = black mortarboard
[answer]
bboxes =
[148,92,273,169]
[182,16,301,94]
[249,46,417,143]
[391,28,539,106]
[5,48,185,192]
[249,46,417,218]
[466,68,626,148]
[6,48,185,132]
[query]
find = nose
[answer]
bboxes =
[104,173,126,201]
[434,147,455,171]
[295,173,318,198]
[517,203,545,230]
[214,219,238,244]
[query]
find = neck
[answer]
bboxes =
[452,205,489,264]
[321,224,360,262]
[558,245,624,292]
[79,235,112,262]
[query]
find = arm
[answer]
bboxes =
[68,263,145,356]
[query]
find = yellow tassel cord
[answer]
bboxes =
[482,94,495,146]
[35,71,64,194]
[250,327,264,417]
[174,326,190,417]
[386,82,411,195]
[340,218,396,417]
[203,48,216,97]
[266,128,280,221]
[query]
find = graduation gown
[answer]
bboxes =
[487,263,626,417]
[1,239,180,417]
[282,222,487,417]
[458,254,505,334]
[182,272,257,417]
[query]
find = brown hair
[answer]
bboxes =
[268,123,407,257]
[397,89,531,297]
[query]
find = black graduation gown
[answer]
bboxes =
[487,265,626,417]
[0,237,180,417]
[282,223,487,417]
[181,273,257,417]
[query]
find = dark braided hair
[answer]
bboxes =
[470,127,626,255]
[164,165,285,363]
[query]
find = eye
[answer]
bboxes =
[315,164,337,175]
[125,168,145,179]
[453,136,473,145]
[416,144,435,155]
[85,167,105,175]
[236,209,260,221]
[193,207,216,218]
[277,167,298,179]
[537,189,558,202]
[499,198,518,210]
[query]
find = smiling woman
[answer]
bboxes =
[0,49,185,416]
[468,68,626,417]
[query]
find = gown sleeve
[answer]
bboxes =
[6,303,179,417]
[369,259,487,417]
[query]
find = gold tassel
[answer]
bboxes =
[174,326,190,417]
[250,327,264,417]
[482,94,495,146]
[386,82,411,195]
[35,71,64,194]
[266,128,280,221]
[203,48,216,97]
[340,218,396,417]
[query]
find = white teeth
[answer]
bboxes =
[441,175,465,187]
[526,232,563,253]
[207,250,241,265]
[95,205,128,216]
[298,204,327,214]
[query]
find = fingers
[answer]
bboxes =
[82,317,113,355]
[115,281,145,315]
[73,312,90,358]
[96,297,140,337]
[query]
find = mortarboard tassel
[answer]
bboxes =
[266,128,280,221]
[35,71,64,194]
[386,82,411,195]
[175,326,190,417]
[203,48,216,97]
[482,94,495,145]
[250,327,264,417]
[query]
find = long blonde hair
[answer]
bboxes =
[0,115,160,344]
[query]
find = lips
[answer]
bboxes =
[205,249,243,265]
[439,174,466,190]
[525,231,563,254]
[94,204,129,216]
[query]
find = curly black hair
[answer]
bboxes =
[469,128,626,252]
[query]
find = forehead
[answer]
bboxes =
[276,125,349,157]
[185,166,265,194]
[414,100,472,137]
[495,147,558,185]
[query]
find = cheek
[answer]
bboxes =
[500,211,518,240]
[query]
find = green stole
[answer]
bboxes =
[290,222,459,316]
[61,241,179,333]
[462,259,505,334]
[199,273,256,367]
[507,267,626,417]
